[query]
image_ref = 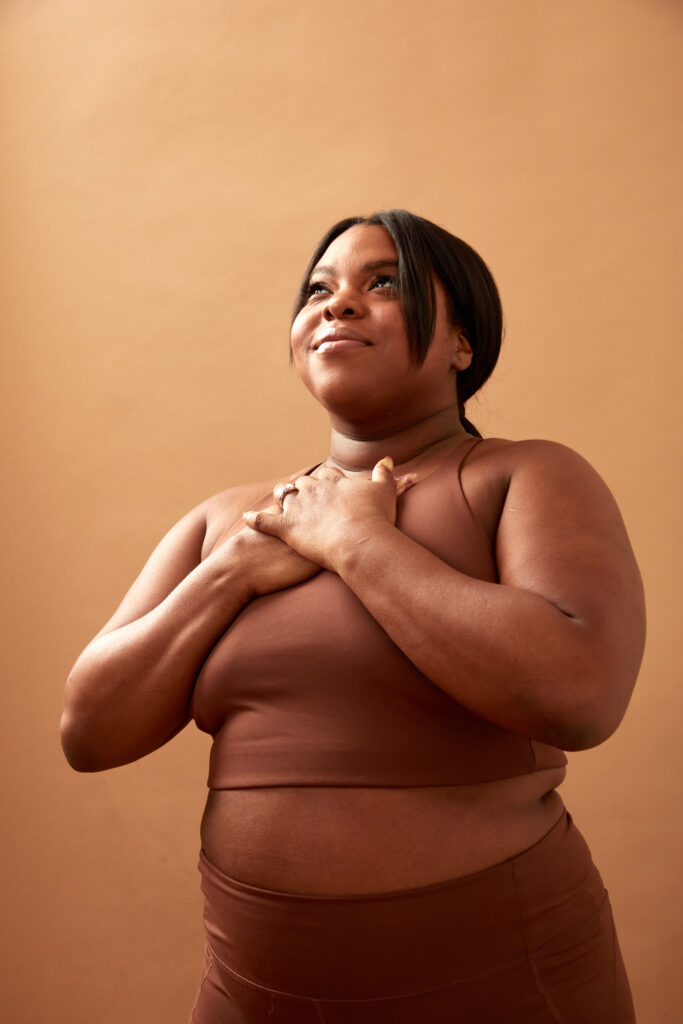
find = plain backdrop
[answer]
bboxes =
[1,1,681,1021]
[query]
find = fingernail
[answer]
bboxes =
[379,456,394,470]
[398,473,418,483]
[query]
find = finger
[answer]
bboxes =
[371,456,394,483]
[395,473,418,497]
[243,510,285,537]
[273,482,299,507]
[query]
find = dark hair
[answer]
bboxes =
[292,209,503,437]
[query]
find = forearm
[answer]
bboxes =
[333,523,614,750]
[61,546,250,771]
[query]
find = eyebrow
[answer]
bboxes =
[310,259,399,278]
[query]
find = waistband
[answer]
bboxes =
[198,810,607,1002]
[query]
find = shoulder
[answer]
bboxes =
[200,459,319,556]
[202,477,282,517]
[465,436,600,475]
[480,438,640,605]
[464,436,613,506]
[199,477,280,557]
[459,437,620,544]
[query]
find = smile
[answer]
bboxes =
[314,328,370,354]
[315,338,369,354]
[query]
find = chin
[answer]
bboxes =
[308,382,386,421]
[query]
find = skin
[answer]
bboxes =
[61,224,646,894]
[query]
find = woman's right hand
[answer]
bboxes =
[60,494,321,773]
[215,503,322,598]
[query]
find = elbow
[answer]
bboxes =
[555,611,644,751]
[552,716,620,752]
[529,627,641,752]
[60,712,96,772]
[60,708,113,772]
[60,662,120,772]
[539,682,633,753]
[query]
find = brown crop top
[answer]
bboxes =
[191,437,568,788]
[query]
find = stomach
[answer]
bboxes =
[200,767,567,895]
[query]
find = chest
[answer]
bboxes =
[192,469,497,734]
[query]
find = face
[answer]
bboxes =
[290,224,472,426]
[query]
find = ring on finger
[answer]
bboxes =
[274,482,299,507]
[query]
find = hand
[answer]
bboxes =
[242,458,416,572]
[218,504,322,598]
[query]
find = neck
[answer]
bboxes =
[325,405,470,474]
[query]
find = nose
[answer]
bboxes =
[323,288,362,321]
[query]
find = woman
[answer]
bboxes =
[61,210,645,1023]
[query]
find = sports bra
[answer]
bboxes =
[191,437,567,788]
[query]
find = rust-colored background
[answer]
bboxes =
[2,2,681,1021]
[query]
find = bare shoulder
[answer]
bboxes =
[459,437,573,539]
[464,436,603,478]
[461,437,616,530]
[460,435,641,584]
[200,478,278,556]
[201,458,320,557]
[470,436,643,612]
[479,437,627,520]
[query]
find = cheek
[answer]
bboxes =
[289,317,306,359]
[289,324,312,383]
[379,306,411,349]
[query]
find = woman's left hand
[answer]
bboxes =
[243,457,415,572]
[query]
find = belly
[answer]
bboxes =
[200,768,566,895]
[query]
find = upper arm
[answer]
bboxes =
[92,502,210,640]
[495,441,646,726]
[91,476,277,641]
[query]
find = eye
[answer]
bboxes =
[371,274,398,291]
[306,280,329,298]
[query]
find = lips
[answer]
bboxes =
[314,328,370,353]
[316,338,368,354]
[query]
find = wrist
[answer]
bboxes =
[328,518,398,578]
[209,534,255,604]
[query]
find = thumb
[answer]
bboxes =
[371,455,395,484]
[243,509,284,537]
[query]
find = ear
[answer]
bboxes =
[450,328,473,371]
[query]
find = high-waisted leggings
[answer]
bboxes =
[189,811,635,1023]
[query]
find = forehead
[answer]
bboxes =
[314,223,397,273]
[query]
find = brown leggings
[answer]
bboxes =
[189,811,635,1023]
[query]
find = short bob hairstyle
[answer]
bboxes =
[292,209,503,437]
